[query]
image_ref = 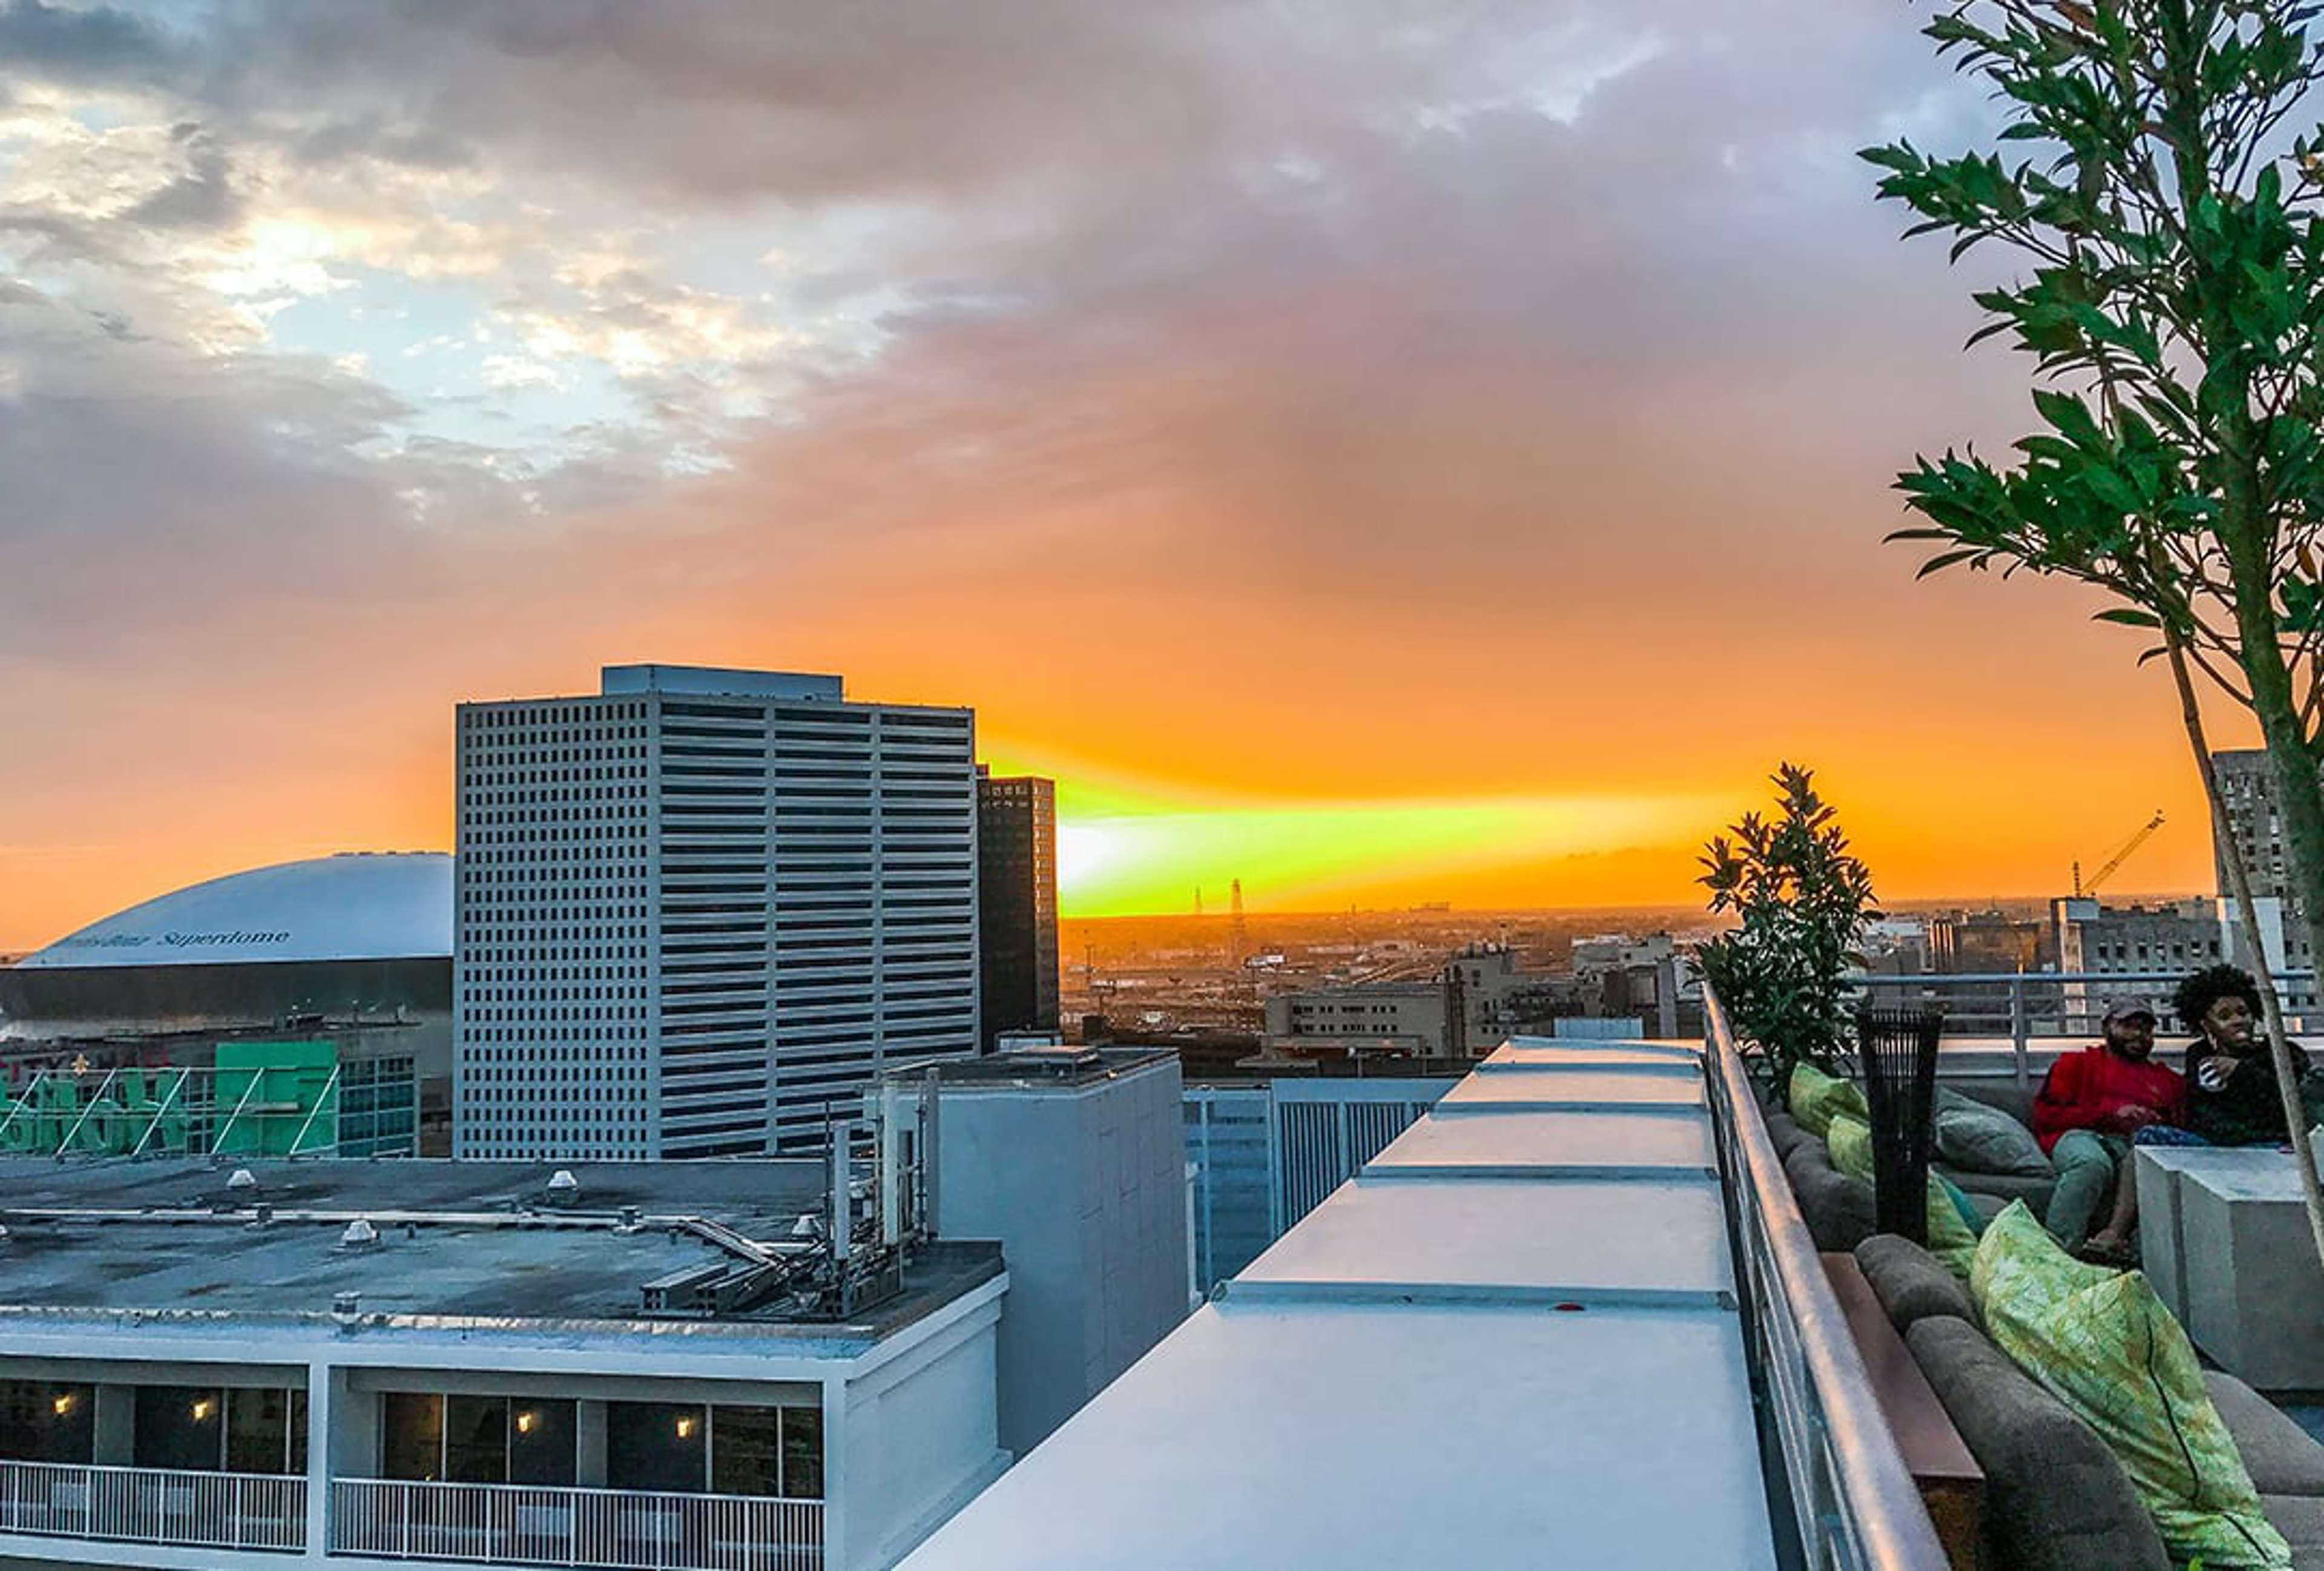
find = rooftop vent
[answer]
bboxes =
[226,1168,257,1191]
[332,1291,361,1327]
[544,1170,579,1207]
[338,1218,380,1250]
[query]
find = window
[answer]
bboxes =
[134,1385,224,1472]
[225,1387,307,1475]
[382,1392,445,1481]
[0,1381,93,1465]
[607,1402,706,1494]
[383,1392,578,1485]
[605,1403,823,1498]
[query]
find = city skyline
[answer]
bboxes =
[0,1,2263,950]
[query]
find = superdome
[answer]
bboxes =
[17,853,453,970]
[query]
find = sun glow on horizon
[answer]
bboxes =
[1050,788,1734,918]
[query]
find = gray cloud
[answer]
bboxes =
[0,0,2066,798]
[0,0,182,84]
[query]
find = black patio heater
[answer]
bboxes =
[1854,1004,1946,1244]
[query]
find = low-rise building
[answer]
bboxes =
[1263,946,1545,1059]
[0,1159,1006,1571]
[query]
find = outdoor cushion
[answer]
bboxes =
[1763,1108,1809,1162]
[1971,1200,2291,1569]
[1826,1115,1979,1279]
[1783,1138,1877,1253]
[1789,1062,1867,1139]
[2260,1494,2324,1571]
[1933,1087,2051,1177]
[2208,1372,2324,1498]
[1905,1314,2171,1571]
[1937,1164,2057,1214]
[1854,1234,1976,1331]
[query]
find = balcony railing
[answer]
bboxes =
[1704,988,1952,1571]
[0,1457,305,1552]
[1849,967,2323,1085]
[331,1477,825,1570]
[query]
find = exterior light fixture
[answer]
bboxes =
[190,1398,216,1422]
[515,1411,537,1435]
[675,1415,697,1440]
[50,1394,74,1417]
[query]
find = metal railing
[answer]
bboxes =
[331,1477,825,1570]
[1847,968,2322,1087]
[0,1457,305,1552]
[1703,988,1951,1571]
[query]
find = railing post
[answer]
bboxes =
[2009,974,2029,1090]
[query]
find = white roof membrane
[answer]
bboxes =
[898,1038,1779,1571]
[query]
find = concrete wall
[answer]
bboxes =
[838,1299,1007,1569]
[924,1058,1188,1458]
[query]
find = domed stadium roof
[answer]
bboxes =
[16,853,452,970]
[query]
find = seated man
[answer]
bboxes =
[2030,998,2186,1262]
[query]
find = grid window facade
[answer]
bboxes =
[455,682,979,1158]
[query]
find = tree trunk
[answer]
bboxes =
[2165,620,2324,1275]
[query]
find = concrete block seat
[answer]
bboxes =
[1853,1234,2324,1571]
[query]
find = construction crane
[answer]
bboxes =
[2072,810,2166,898]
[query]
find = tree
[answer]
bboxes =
[1698,764,1882,1101]
[1863,0,2324,1264]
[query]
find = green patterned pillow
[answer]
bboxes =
[1789,1062,1867,1138]
[1971,1202,2289,1570]
[1824,1115,1980,1279]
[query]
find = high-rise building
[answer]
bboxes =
[974,771,1058,1052]
[455,664,979,1158]
[2213,747,2317,975]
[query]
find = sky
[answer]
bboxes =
[0,0,2257,950]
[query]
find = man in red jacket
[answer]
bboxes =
[2031,998,2187,1262]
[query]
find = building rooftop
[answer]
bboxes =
[599,663,845,700]
[13,852,452,970]
[0,1158,999,1337]
[899,1034,1777,1571]
[904,1046,1177,1090]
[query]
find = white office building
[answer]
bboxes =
[456,665,979,1159]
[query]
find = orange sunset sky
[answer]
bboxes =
[0,1,2252,952]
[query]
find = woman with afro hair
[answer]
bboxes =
[2173,964,2324,1147]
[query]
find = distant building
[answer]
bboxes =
[455,664,979,1160]
[2050,896,2224,977]
[2212,749,2319,985]
[1264,979,1447,1057]
[1570,934,1697,1036]
[1,854,447,1153]
[1927,910,2052,973]
[1860,917,1933,976]
[2049,895,2227,1027]
[975,772,1059,1053]
[1265,946,1546,1059]
[0,1158,1006,1571]
[1183,1073,1458,1294]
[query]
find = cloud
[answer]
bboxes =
[2,0,2204,949]
[0,0,182,86]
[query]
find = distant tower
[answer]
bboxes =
[1194,888,1203,917]
[1229,879,1248,966]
